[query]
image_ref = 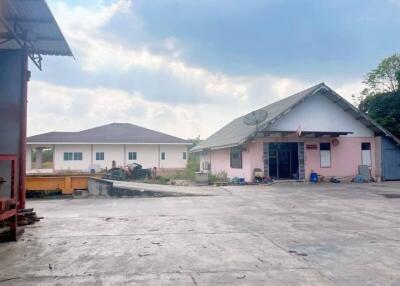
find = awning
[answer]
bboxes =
[0,0,73,68]
[262,131,353,138]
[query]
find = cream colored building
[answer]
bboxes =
[27,123,190,173]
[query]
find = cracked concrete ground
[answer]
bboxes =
[1,182,400,285]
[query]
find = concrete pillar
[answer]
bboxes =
[52,145,55,172]
[35,147,43,169]
[26,146,32,172]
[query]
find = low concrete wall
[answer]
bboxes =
[88,178,113,197]
[88,178,206,198]
[195,172,209,184]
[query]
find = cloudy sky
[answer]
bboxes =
[28,0,400,138]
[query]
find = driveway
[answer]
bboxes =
[1,182,400,285]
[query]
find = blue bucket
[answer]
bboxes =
[310,172,318,183]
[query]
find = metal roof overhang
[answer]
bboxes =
[262,131,353,137]
[0,0,73,69]
[190,131,353,153]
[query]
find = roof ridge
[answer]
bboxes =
[235,82,325,120]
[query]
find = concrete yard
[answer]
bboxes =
[1,182,400,285]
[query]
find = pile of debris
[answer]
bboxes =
[102,163,151,181]
[17,208,43,226]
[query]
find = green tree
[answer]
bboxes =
[361,53,400,97]
[359,90,400,138]
[358,53,400,138]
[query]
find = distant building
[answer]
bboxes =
[191,83,400,182]
[27,123,190,173]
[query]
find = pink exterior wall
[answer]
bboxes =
[210,148,250,180]
[208,136,377,182]
[303,137,375,180]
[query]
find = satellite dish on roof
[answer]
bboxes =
[243,109,268,131]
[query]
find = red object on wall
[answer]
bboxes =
[306,144,318,150]
[332,138,340,146]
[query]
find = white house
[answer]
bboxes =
[27,123,191,173]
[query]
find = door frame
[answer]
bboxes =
[263,142,305,180]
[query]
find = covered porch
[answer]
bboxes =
[244,130,376,182]
[26,145,54,174]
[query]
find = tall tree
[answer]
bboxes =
[361,53,400,97]
[358,53,400,138]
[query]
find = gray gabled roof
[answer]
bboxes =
[191,83,400,152]
[28,123,190,145]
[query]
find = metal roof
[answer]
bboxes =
[0,0,72,57]
[191,83,400,152]
[27,123,191,145]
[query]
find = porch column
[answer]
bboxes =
[35,147,43,169]
[298,142,305,180]
[263,143,269,178]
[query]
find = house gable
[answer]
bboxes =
[266,92,374,137]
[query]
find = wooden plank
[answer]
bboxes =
[0,209,17,220]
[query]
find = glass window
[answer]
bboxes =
[361,142,371,166]
[183,152,187,160]
[361,142,371,150]
[161,152,166,160]
[320,143,331,167]
[230,147,242,169]
[96,152,104,160]
[128,152,137,160]
[73,152,83,160]
[63,152,73,161]
[320,143,331,151]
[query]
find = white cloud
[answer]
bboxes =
[51,0,131,33]
[333,80,364,103]
[27,80,243,139]
[33,0,365,139]
[49,0,250,102]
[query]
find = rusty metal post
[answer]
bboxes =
[18,49,28,209]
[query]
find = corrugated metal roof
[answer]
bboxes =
[191,83,400,152]
[27,123,191,145]
[0,0,72,56]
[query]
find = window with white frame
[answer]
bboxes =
[96,152,104,161]
[63,152,73,161]
[161,152,166,160]
[64,152,82,161]
[320,143,331,168]
[128,152,137,160]
[73,152,83,160]
[361,142,371,166]
[183,152,187,160]
[202,161,211,171]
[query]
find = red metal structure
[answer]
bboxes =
[0,0,73,240]
[0,155,17,240]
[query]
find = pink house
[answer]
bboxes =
[191,83,400,182]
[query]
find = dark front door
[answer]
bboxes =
[268,143,299,180]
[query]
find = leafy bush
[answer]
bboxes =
[208,171,228,184]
